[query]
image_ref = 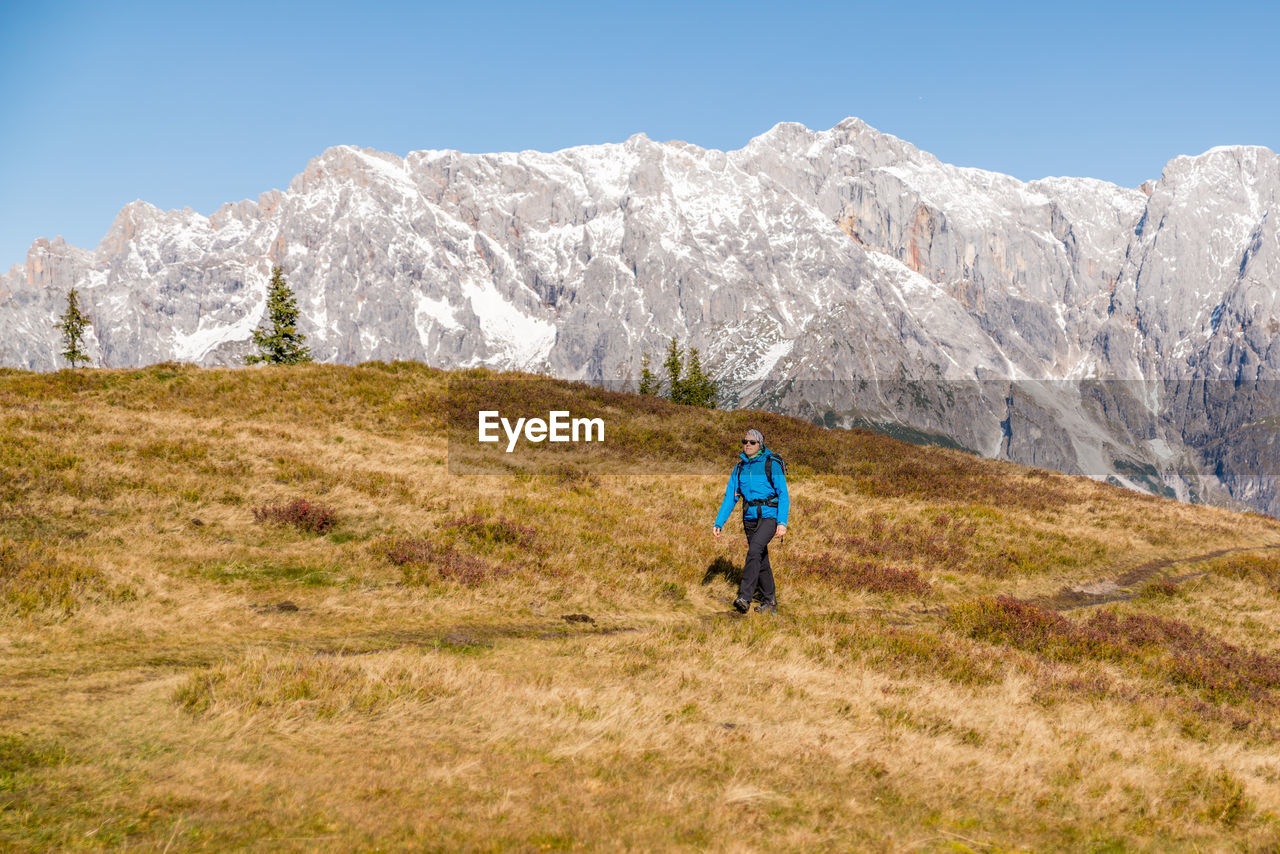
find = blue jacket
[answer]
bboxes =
[714,447,789,528]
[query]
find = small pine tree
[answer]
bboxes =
[662,337,684,401]
[650,337,719,408]
[57,287,92,368]
[682,347,718,408]
[245,267,312,365]
[638,352,657,395]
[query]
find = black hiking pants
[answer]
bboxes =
[738,515,777,605]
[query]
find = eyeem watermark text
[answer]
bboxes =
[478,410,606,452]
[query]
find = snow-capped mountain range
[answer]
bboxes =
[3,119,1278,512]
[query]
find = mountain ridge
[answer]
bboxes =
[3,118,1278,513]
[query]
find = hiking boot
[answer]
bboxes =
[757,601,778,616]
[732,597,751,614]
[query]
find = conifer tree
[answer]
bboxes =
[661,337,684,401]
[245,267,312,365]
[57,287,91,368]
[650,337,719,408]
[682,347,718,408]
[638,352,657,395]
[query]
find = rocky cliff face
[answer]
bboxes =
[3,119,1277,512]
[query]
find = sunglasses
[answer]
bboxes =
[741,439,759,445]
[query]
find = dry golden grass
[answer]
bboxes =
[3,362,1280,851]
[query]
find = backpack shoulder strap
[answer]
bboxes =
[733,460,744,498]
[765,454,785,495]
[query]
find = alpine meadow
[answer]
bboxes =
[4,361,1280,851]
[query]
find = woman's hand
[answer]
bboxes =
[713,526,721,539]
[776,524,787,540]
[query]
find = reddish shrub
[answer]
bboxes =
[790,551,930,597]
[1087,611,1280,701]
[435,549,503,586]
[1139,579,1181,599]
[383,537,433,567]
[835,512,978,573]
[948,596,1085,658]
[252,498,337,535]
[951,597,1280,705]
[383,536,506,588]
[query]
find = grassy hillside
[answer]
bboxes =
[3,361,1280,852]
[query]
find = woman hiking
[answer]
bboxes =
[713,428,788,615]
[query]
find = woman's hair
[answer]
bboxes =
[744,429,764,446]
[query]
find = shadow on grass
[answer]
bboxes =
[702,556,741,587]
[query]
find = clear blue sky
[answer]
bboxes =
[2,0,1276,268]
